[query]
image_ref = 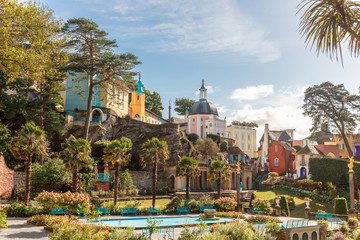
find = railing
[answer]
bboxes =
[300,160,306,166]
[97,173,110,182]
[273,162,280,167]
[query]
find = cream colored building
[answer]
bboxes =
[226,124,257,158]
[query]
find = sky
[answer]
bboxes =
[38,0,360,141]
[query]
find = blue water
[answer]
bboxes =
[90,216,234,228]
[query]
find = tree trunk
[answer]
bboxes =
[83,80,94,140]
[72,167,78,192]
[39,85,44,165]
[24,155,32,205]
[186,175,190,199]
[342,133,354,158]
[217,172,221,199]
[152,158,158,208]
[114,162,120,205]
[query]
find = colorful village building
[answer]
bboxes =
[295,145,339,179]
[330,134,360,158]
[185,80,226,138]
[63,72,167,125]
[258,124,296,174]
[226,122,257,158]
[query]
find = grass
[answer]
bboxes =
[253,189,334,218]
[105,199,171,209]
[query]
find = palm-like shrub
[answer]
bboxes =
[9,123,48,204]
[141,137,169,207]
[208,160,230,199]
[60,135,93,192]
[176,156,200,199]
[103,138,132,204]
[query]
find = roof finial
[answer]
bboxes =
[139,72,141,81]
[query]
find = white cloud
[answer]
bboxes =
[94,0,281,62]
[230,85,274,101]
[215,104,229,114]
[227,85,312,141]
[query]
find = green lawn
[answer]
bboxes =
[107,199,171,209]
[253,189,334,218]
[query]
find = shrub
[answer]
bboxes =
[293,179,322,190]
[215,212,245,219]
[219,142,228,152]
[27,214,77,226]
[334,198,348,215]
[2,202,46,217]
[32,158,72,192]
[35,191,91,214]
[347,217,358,228]
[0,211,7,229]
[280,195,290,216]
[118,170,138,195]
[198,194,215,207]
[164,197,182,213]
[317,220,329,231]
[246,215,281,223]
[252,199,272,215]
[214,197,237,212]
[184,199,199,213]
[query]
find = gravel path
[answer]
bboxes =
[0,218,49,240]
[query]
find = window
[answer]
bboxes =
[292,233,299,240]
[275,145,278,154]
[119,91,124,110]
[273,157,279,167]
[302,233,308,240]
[111,85,115,105]
[235,134,238,139]
[300,155,306,165]
[248,135,250,140]
[242,134,244,140]
[193,119,195,122]
[248,144,250,150]
[311,231,317,240]
[242,144,244,149]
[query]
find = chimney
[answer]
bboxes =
[262,123,269,168]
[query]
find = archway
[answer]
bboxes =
[300,167,307,178]
[90,108,104,122]
[169,175,175,192]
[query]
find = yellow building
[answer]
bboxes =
[100,80,130,118]
[331,134,360,158]
[226,123,257,158]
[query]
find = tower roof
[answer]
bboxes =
[189,79,218,115]
[135,73,145,94]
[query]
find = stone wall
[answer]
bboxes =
[13,171,26,194]
[117,170,168,191]
[0,154,14,198]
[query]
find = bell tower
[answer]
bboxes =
[130,73,145,121]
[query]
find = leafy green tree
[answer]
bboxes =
[298,0,360,63]
[32,158,71,192]
[63,18,141,140]
[0,0,67,82]
[208,160,231,199]
[303,82,360,157]
[220,141,228,152]
[231,121,258,128]
[9,123,48,204]
[60,135,93,193]
[141,137,169,207]
[119,169,136,194]
[102,138,132,204]
[145,90,164,116]
[207,134,221,144]
[174,98,196,115]
[0,123,11,157]
[196,138,219,159]
[176,156,200,199]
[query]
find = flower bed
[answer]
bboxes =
[252,199,272,215]
[27,215,77,226]
[215,211,245,219]
[214,197,237,212]
[246,215,281,223]
[35,191,91,214]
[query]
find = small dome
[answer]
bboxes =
[189,99,218,116]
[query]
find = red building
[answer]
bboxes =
[268,140,296,174]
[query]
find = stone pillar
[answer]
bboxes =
[236,172,242,212]
[348,170,356,218]
[319,224,326,240]
[305,207,311,219]
[94,163,98,181]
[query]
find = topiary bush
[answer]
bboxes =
[0,211,7,229]
[280,195,290,216]
[334,198,348,215]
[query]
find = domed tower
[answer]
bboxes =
[130,73,145,121]
[187,80,226,139]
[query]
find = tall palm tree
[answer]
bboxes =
[60,135,93,192]
[298,0,360,63]
[9,123,48,204]
[103,138,132,204]
[208,160,231,199]
[141,137,169,208]
[176,156,200,199]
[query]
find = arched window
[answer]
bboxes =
[273,157,279,167]
[311,231,317,240]
[292,233,299,240]
[275,145,278,154]
[302,232,308,240]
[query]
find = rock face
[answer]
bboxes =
[0,154,14,198]
[67,116,191,168]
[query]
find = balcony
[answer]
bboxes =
[97,173,110,182]
[273,162,280,167]
[300,160,306,166]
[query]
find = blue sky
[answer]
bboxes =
[40,0,360,140]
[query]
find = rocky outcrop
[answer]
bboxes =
[67,116,191,167]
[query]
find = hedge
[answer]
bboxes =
[334,198,348,215]
[309,158,360,190]
[280,195,290,216]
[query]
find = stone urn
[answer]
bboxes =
[201,209,219,220]
[275,198,280,207]
[305,200,310,208]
